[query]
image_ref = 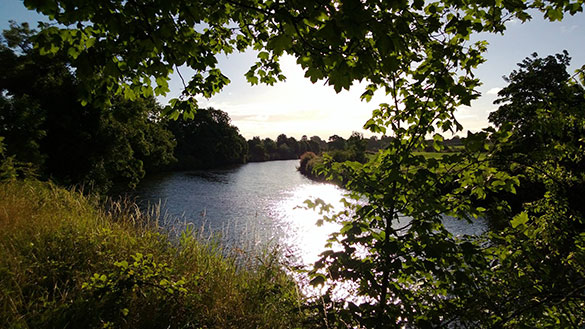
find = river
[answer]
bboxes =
[134,160,344,266]
[134,159,486,269]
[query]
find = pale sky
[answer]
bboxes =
[2,1,584,140]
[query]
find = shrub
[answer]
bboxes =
[298,151,317,175]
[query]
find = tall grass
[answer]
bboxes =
[0,180,305,328]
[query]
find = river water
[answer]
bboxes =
[134,159,486,269]
[135,160,344,266]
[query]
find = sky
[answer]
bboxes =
[1,1,584,140]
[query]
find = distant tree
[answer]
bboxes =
[347,132,367,163]
[276,134,288,146]
[247,137,267,162]
[308,140,321,154]
[366,136,379,152]
[327,134,346,150]
[310,136,327,152]
[298,139,309,155]
[169,108,247,169]
[444,135,462,148]
[263,138,278,159]
[287,136,299,156]
[277,143,293,160]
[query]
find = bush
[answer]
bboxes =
[298,152,317,175]
[298,152,328,182]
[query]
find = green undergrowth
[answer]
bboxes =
[0,180,305,328]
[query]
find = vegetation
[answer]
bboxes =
[0,179,304,328]
[169,107,248,170]
[298,134,462,183]
[298,151,324,181]
[249,133,380,164]
[0,23,176,191]
[6,0,585,327]
[247,134,322,162]
[306,53,585,327]
[486,51,585,229]
[1,24,248,190]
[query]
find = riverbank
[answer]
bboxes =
[0,180,306,328]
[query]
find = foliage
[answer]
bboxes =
[297,151,325,182]
[490,51,585,156]
[0,22,176,191]
[0,180,305,328]
[346,132,368,163]
[486,52,585,227]
[0,136,37,180]
[304,53,585,327]
[247,134,320,162]
[168,107,247,170]
[471,53,585,326]
[247,136,268,162]
[25,0,579,117]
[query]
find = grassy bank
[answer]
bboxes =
[0,180,305,328]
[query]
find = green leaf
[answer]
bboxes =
[546,8,564,21]
[309,274,326,286]
[258,51,270,60]
[268,34,292,55]
[511,212,529,228]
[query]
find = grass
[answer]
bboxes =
[0,180,306,328]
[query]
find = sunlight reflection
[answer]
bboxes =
[271,183,344,266]
[269,182,353,298]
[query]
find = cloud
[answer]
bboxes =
[487,87,502,95]
[560,25,579,33]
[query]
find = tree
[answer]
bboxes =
[476,53,585,326]
[168,108,247,169]
[287,136,299,156]
[276,134,288,147]
[263,137,278,159]
[347,131,367,163]
[19,0,585,326]
[327,134,346,151]
[0,23,176,191]
[490,51,585,155]
[310,136,326,153]
[247,136,267,162]
[485,52,585,224]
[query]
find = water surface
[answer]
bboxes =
[135,160,343,266]
[135,159,487,269]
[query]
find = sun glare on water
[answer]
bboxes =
[271,182,345,267]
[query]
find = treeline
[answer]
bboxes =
[0,24,172,191]
[298,133,464,181]
[246,132,418,163]
[246,133,370,162]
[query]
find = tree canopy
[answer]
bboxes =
[168,107,248,169]
[0,22,177,191]
[23,0,582,118]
